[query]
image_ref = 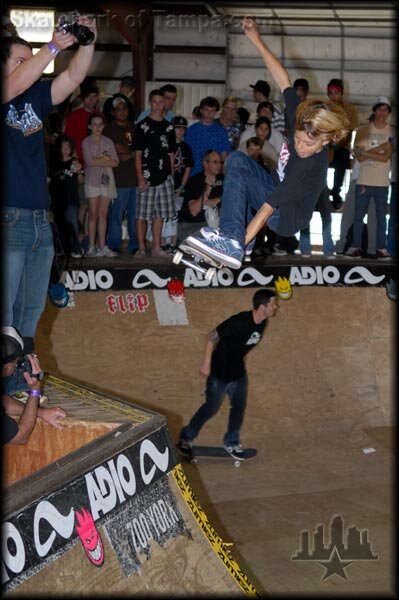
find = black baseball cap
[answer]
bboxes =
[250,80,271,97]
[172,116,188,128]
[1,327,24,364]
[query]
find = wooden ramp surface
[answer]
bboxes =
[3,377,259,597]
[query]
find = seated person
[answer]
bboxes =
[1,327,66,445]
[177,150,224,243]
[239,120,278,171]
[245,137,265,165]
[241,103,285,155]
[187,18,349,269]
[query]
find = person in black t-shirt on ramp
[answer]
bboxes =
[185,17,350,269]
[176,289,278,461]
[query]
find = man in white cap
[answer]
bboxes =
[1,327,66,445]
[345,96,394,258]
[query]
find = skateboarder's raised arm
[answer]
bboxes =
[241,18,291,93]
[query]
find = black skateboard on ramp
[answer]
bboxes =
[176,444,257,467]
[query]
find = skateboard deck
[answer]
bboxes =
[173,243,220,280]
[176,444,257,467]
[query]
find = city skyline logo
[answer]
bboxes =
[292,514,378,580]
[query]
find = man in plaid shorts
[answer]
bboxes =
[133,89,175,256]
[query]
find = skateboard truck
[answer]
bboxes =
[176,444,257,468]
[173,244,219,281]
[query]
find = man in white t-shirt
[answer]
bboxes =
[345,96,394,258]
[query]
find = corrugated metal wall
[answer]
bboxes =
[150,7,395,124]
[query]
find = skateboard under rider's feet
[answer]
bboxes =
[176,444,257,468]
[172,243,222,280]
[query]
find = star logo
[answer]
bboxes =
[316,547,353,580]
[292,514,378,581]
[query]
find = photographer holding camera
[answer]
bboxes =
[1,13,96,397]
[1,328,67,445]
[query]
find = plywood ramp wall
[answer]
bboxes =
[36,286,394,446]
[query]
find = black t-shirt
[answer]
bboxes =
[268,87,329,236]
[1,405,18,445]
[132,117,175,186]
[173,140,194,190]
[211,311,266,382]
[178,172,224,223]
[49,158,80,212]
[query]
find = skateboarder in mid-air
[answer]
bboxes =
[186,18,350,269]
[177,289,278,460]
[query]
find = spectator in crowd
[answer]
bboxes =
[102,75,136,124]
[2,16,96,397]
[82,113,119,257]
[214,96,245,150]
[64,79,101,233]
[335,159,377,256]
[64,79,100,164]
[293,78,309,101]
[245,137,264,164]
[239,116,279,171]
[1,327,66,445]
[49,134,83,258]
[162,116,194,251]
[103,97,138,255]
[345,97,394,258]
[249,79,285,132]
[326,78,360,210]
[133,89,175,257]
[387,140,396,258]
[237,106,250,128]
[136,83,177,123]
[299,187,336,258]
[184,96,231,176]
[177,150,224,243]
[240,104,285,156]
[285,78,310,131]
[188,105,202,127]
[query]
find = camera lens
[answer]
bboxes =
[71,22,95,46]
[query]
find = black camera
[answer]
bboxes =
[57,12,95,46]
[16,357,44,380]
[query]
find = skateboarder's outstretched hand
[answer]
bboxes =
[241,18,263,45]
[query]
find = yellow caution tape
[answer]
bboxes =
[173,463,261,598]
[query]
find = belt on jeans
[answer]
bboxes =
[2,207,49,217]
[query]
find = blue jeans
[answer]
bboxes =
[387,182,397,257]
[353,185,388,250]
[106,187,138,251]
[300,187,335,254]
[180,374,248,446]
[2,207,54,395]
[220,152,276,246]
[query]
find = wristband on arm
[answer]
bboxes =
[47,42,60,56]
